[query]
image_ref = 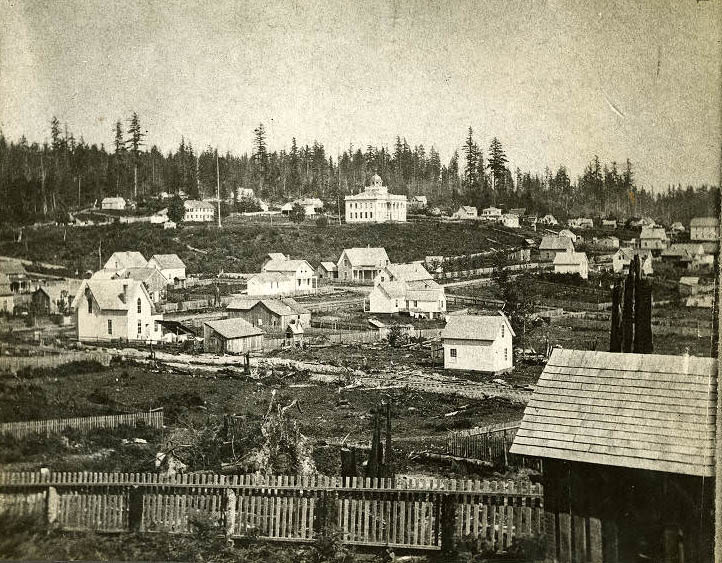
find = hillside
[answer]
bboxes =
[0,221,533,275]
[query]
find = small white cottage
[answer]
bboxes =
[441,313,514,373]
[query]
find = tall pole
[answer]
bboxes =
[216,152,222,229]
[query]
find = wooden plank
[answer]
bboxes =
[558,512,572,563]
[589,516,603,563]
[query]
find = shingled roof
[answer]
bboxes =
[340,247,389,267]
[539,236,574,251]
[441,313,514,341]
[204,318,264,339]
[150,254,185,269]
[510,349,717,477]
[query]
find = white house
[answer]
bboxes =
[441,313,514,373]
[612,248,653,275]
[539,214,558,226]
[452,206,478,220]
[557,229,577,243]
[337,247,390,282]
[183,200,215,222]
[553,251,589,279]
[148,254,187,287]
[247,272,295,297]
[73,279,162,342]
[480,207,503,221]
[690,217,719,242]
[593,236,619,250]
[345,174,407,223]
[103,251,148,271]
[601,219,617,229]
[101,197,126,210]
[500,214,520,228]
[368,278,446,319]
[374,262,433,285]
[568,217,594,229]
[639,226,669,252]
[539,236,574,262]
[261,256,316,293]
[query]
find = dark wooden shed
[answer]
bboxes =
[511,349,716,562]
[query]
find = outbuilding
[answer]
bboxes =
[203,318,264,354]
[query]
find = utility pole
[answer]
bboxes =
[98,239,102,271]
[216,151,222,229]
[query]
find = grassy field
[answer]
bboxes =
[0,220,531,275]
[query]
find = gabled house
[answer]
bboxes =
[368,278,446,319]
[451,206,478,220]
[661,243,712,271]
[183,200,215,222]
[557,229,577,243]
[261,256,316,293]
[101,197,126,210]
[72,279,162,342]
[103,251,148,271]
[612,248,653,275]
[374,262,433,285]
[203,318,264,354]
[409,195,428,209]
[689,216,718,242]
[31,279,83,316]
[592,236,619,250]
[111,268,168,303]
[539,236,574,262]
[678,276,701,296]
[499,214,520,228]
[337,247,390,282]
[247,272,295,297]
[226,297,311,332]
[639,226,669,252]
[441,313,514,373]
[480,207,503,221]
[539,214,558,226]
[553,251,589,279]
[316,262,337,280]
[148,254,186,287]
[263,253,289,269]
[511,349,717,563]
[0,259,29,294]
[568,217,593,229]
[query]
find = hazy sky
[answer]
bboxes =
[1,0,720,190]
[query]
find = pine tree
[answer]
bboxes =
[463,127,479,192]
[253,123,268,193]
[126,112,145,199]
[488,137,508,195]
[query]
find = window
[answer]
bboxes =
[87,296,93,314]
[504,348,508,361]
[501,325,504,337]
[107,319,113,335]
[257,318,263,326]
[154,321,159,332]
[449,348,457,363]
[137,298,142,314]
[137,320,142,335]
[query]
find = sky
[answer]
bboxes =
[1,0,720,191]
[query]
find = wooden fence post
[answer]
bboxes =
[440,493,458,556]
[46,486,59,524]
[129,486,144,532]
[224,489,237,539]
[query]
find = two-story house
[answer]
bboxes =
[73,279,162,342]
[638,226,669,253]
[261,256,316,293]
[337,247,390,283]
[183,200,215,222]
[539,236,574,262]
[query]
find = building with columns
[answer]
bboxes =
[344,174,407,223]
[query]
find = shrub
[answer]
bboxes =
[315,216,329,228]
[15,360,106,380]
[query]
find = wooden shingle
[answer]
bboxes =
[510,349,717,477]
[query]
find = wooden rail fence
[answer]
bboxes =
[0,472,543,553]
[0,411,163,439]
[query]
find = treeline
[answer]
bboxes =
[0,117,717,226]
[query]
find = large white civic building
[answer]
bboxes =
[344,174,407,223]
